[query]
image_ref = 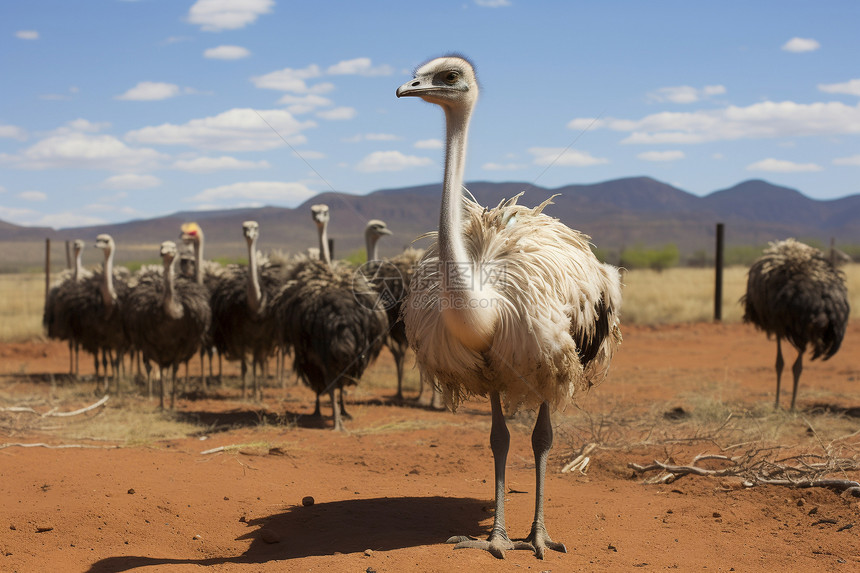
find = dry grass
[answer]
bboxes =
[0,273,47,342]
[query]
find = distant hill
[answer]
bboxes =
[2,176,858,272]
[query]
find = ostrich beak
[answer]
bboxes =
[396,77,432,98]
[379,227,392,235]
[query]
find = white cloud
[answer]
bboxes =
[528,147,609,167]
[316,106,356,120]
[116,81,181,101]
[782,37,820,53]
[648,85,726,104]
[125,108,315,152]
[53,118,110,135]
[251,65,325,92]
[574,100,860,144]
[326,58,393,77]
[203,45,251,60]
[746,158,822,172]
[277,94,333,114]
[38,213,107,228]
[833,154,860,166]
[18,190,47,202]
[187,0,274,32]
[475,0,511,6]
[0,132,166,171]
[414,139,443,149]
[0,206,39,225]
[344,133,399,143]
[818,79,860,96]
[356,151,433,172]
[483,162,528,171]
[15,30,39,40]
[189,181,315,206]
[172,156,270,172]
[567,117,606,131]
[102,174,162,189]
[0,125,27,140]
[637,150,685,162]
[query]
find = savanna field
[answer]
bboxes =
[1,266,859,572]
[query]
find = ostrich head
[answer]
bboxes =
[95,234,115,254]
[242,221,259,246]
[311,204,330,229]
[73,239,85,254]
[180,222,203,246]
[365,219,391,238]
[396,55,478,109]
[160,240,177,264]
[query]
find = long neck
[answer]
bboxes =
[162,258,183,319]
[246,237,263,313]
[439,105,473,286]
[194,235,204,285]
[101,248,116,308]
[437,103,498,351]
[318,222,331,267]
[366,233,379,262]
[73,248,82,282]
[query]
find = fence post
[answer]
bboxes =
[714,223,724,321]
[45,238,51,306]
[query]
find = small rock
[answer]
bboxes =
[223,496,229,501]
[268,447,286,456]
[713,512,722,518]
[9,524,16,530]
[239,515,247,523]
[302,496,315,507]
[259,528,280,544]
[35,525,53,533]
[808,507,819,516]
[193,534,202,540]
[608,543,617,552]
[366,568,377,573]
[364,549,373,556]
[127,488,136,495]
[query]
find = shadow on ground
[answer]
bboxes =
[83,495,489,572]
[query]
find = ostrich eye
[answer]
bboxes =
[444,71,460,85]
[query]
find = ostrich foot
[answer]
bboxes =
[517,524,567,560]
[446,533,532,560]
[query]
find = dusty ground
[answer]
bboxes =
[1,322,859,572]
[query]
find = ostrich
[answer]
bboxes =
[68,234,130,392]
[180,222,225,388]
[397,56,622,559]
[274,204,389,431]
[362,225,434,403]
[123,241,210,409]
[43,239,90,377]
[741,238,849,410]
[209,221,284,400]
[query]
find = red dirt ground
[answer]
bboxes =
[1,322,859,572]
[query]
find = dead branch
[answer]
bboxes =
[0,442,122,450]
[561,443,597,474]
[0,395,109,418]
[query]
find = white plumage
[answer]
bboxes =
[398,55,621,559]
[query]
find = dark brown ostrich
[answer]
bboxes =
[742,238,850,410]
[123,241,211,409]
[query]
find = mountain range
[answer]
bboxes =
[3,177,859,272]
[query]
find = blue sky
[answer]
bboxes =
[2,0,859,228]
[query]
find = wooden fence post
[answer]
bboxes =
[714,223,724,321]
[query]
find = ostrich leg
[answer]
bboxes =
[521,401,567,559]
[329,386,344,432]
[789,349,804,411]
[774,336,784,409]
[448,390,528,558]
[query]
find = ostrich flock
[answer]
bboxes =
[43,206,424,418]
[39,55,850,560]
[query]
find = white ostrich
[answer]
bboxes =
[398,56,622,559]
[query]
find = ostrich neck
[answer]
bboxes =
[193,235,204,285]
[162,258,183,319]
[437,104,498,351]
[73,248,82,282]
[319,222,331,266]
[366,234,379,262]
[101,248,116,308]
[246,238,263,314]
